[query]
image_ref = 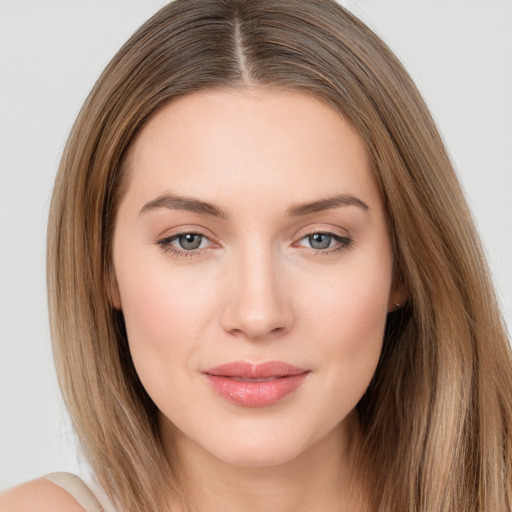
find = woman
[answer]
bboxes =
[1,0,511,511]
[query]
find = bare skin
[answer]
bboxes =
[113,88,402,511]
[0,478,84,512]
[165,409,366,512]
[1,88,404,511]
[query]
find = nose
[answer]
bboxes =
[220,245,294,341]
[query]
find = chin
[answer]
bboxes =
[200,422,319,468]
[213,442,306,468]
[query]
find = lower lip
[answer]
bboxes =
[204,373,309,407]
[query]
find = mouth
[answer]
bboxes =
[202,361,310,407]
[226,376,285,382]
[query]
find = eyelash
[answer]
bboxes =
[157,232,211,259]
[295,231,352,255]
[156,230,353,259]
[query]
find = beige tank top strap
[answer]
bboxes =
[42,472,104,512]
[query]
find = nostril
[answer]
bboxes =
[228,324,287,341]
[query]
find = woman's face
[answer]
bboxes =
[112,88,398,467]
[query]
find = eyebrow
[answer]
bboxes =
[140,194,228,218]
[139,192,369,218]
[286,194,370,216]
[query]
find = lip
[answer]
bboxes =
[202,361,310,407]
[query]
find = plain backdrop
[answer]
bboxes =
[0,0,511,490]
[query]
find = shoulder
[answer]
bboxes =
[0,477,85,512]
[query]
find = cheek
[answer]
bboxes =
[115,259,218,378]
[301,256,391,336]
[298,255,391,392]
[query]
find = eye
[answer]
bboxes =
[296,232,352,252]
[173,233,206,250]
[157,232,211,255]
[306,233,334,250]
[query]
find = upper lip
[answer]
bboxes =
[203,361,309,379]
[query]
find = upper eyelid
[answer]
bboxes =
[293,224,350,239]
[156,225,216,241]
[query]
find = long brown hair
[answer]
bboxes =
[47,1,512,510]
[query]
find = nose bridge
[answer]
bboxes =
[221,239,292,340]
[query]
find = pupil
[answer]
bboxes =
[179,234,202,250]
[309,233,331,250]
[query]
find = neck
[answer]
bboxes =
[161,412,369,512]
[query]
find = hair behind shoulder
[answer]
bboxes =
[47,1,512,511]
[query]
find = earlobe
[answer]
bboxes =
[388,266,408,312]
[388,291,408,313]
[388,299,406,312]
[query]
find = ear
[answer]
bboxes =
[388,266,408,313]
[106,268,122,310]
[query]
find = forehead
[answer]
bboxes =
[122,87,381,214]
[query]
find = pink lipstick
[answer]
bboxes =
[202,361,310,407]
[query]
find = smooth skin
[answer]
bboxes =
[112,88,403,512]
[0,88,405,511]
[0,478,84,511]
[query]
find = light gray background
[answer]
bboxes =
[1,0,511,490]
